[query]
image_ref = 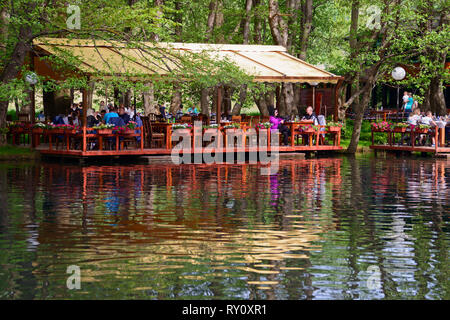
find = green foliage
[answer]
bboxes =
[343,119,387,145]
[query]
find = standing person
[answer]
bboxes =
[404,92,414,116]
[402,91,409,109]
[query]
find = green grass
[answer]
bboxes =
[341,119,388,146]
[0,145,35,157]
[340,139,373,148]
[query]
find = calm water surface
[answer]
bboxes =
[0,156,448,299]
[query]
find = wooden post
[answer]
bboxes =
[30,52,36,129]
[334,79,343,122]
[216,86,222,123]
[82,86,88,153]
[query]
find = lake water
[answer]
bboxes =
[0,155,448,300]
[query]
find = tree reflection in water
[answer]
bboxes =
[0,156,448,299]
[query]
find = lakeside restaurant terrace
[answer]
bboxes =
[9,119,343,158]
[14,38,344,159]
[370,120,450,155]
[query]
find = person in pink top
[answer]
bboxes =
[269,107,291,145]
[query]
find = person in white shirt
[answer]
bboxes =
[407,108,421,126]
[401,108,421,145]
[419,111,436,146]
[402,91,409,108]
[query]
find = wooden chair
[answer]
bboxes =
[180,115,192,123]
[150,121,165,148]
[231,115,242,123]
[250,116,260,127]
[18,113,29,122]
[198,113,210,126]
[148,113,157,122]
[142,117,165,148]
[260,116,270,123]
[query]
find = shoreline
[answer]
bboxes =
[0,145,40,161]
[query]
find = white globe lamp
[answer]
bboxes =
[391,67,406,110]
[391,67,406,81]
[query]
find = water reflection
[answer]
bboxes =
[0,156,448,300]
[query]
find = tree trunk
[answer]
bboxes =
[169,84,182,114]
[253,0,262,43]
[347,78,376,153]
[200,88,210,116]
[268,0,288,47]
[253,94,269,116]
[222,86,234,116]
[143,82,158,115]
[123,88,132,109]
[429,76,446,116]
[298,0,312,60]
[215,0,224,43]
[426,51,447,116]
[151,0,165,41]
[206,1,217,41]
[0,26,33,129]
[0,1,8,54]
[282,83,295,117]
[86,81,95,109]
[231,84,248,115]
[242,0,253,44]
[174,0,182,41]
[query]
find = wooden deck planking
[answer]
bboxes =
[370,145,450,153]
[37,145,343,158]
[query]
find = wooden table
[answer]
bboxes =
[285,121,314,146]
[371,110,397,122]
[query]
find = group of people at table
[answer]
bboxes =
[52,101,141,129]
[43,98,329,149]
[401,107,450,146]
[269,105,324,146]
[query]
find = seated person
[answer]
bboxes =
[53,114,66,125]
[103,107,119,124]
[86,109,99,128]
[187,105,199,116]
[401,108,421,145]
[109,116,125,126]
[269,107,290,146]
[118,107,131,124]
[37,111,45,122]
[302,106,319,125]
[176,109,184,120]
[159,104,166,120]
[419,111,437,146]
[68,110,80,126]
[407,108,421,126]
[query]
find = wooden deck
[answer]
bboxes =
[370,126,450,155]
[37,144,343,158]
[370,145,450,154]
